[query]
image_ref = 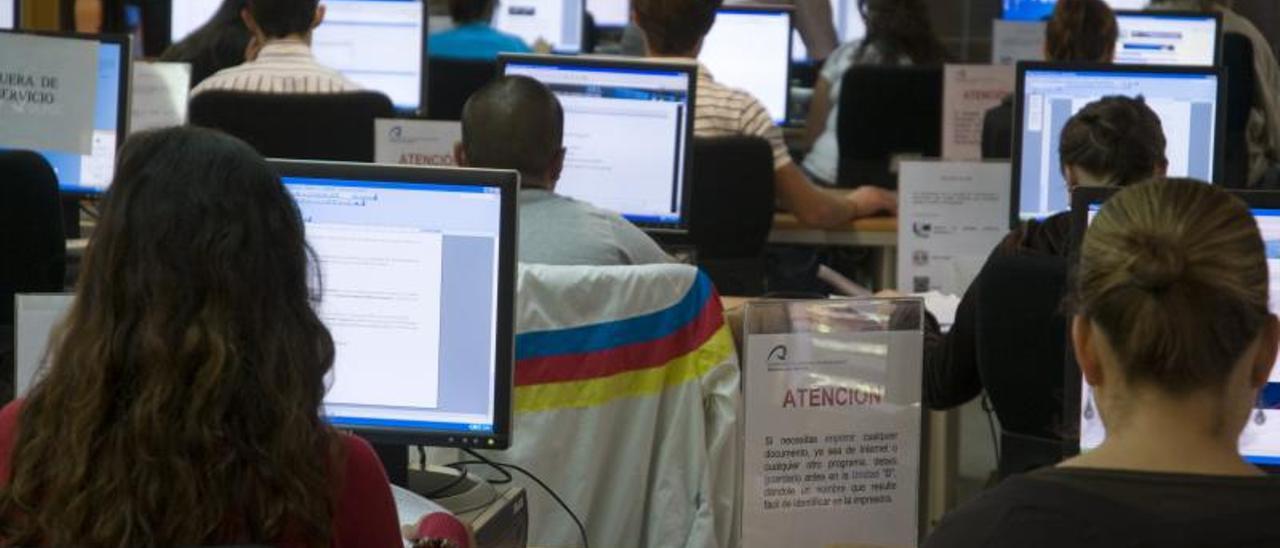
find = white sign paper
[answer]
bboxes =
[129,61,191,134]
[942,65,1015,161]
[0,33,98,154]
[742,303,923,548]
[375,119,462,167]
[897,161,1011,296]
[992,19,1046,66]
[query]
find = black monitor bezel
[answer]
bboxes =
[705,4,794,126]
[0,29,131,197]
[1063,186,1280,469]
[8,0,17,29]
[1010,61,1226,228]
[269,159,519,450]
[1112,10,1224,68]
[497,52,698,235]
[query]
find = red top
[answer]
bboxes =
[0,400,403,547]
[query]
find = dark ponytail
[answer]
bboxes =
[1059,96,1166,187]
[1045,0,1118,62]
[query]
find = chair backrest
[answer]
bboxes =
[1222,32,1256,188]
[426,59,497,121]
[972,253,1069,475]
[188,91,394,162]
[690,137,776,259]
[0,151,65,327]
[836,65,943,189]
[491,264,740,548]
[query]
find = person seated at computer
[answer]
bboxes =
[455,76,672,266]
[982,0,1117,160]
[191,0,360,97]
[802,0,948,185]
[1150,0,1280,186]
[160,0,252,88]
[922,97,1167,443]
[925,180,1280,547]
[0,127,401,547]
[632,0,897,228]
[429,0,533,61]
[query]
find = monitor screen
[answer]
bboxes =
[170,0,218,44]
[1013,64,1221,223]
[29,37,128,195]
[492,0,584,54]
[588,0,628,28]
[1074,191,1280,466]
[701,8,791,125]
[0,0,15,29]
[172,0,426,110]
[1004,0,1148,21]
[501,55,696,231]
[1114,11,1220,67]
[276,162,517,448]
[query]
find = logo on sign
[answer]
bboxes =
[767,345,788,363]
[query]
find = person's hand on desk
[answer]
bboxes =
[848,186,898,218]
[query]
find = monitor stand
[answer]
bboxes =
[62,198,81,239]
[372,442,498,515]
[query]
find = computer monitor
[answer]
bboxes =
[1011,62,1223,225]
[492,0,584,54]
[499,54,696,233]
[1067,186,1280,467]
[171,0,427,111]
[1114,11,1221,67]
[1,0,16,29]
[588,0,628,28]
[701,6,792,125]
[2,31,130,196]
[1004,0,1148,21]
[272,160,518,453]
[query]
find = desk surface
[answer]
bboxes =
[771,214,897,234]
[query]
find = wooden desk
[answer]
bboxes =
[769,215,899,288]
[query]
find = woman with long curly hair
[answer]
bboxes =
[0,127,401,547]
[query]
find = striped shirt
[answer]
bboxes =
[190,39,361,97]
[694,63,792,170]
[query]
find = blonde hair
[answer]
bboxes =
[1075,180,1270,393]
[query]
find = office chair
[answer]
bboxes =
[189,91,394,162]
[0,151,65,402]
[836,65,943,189]
[972,254,1069,477]
[1223,32,1256,189]
[690,137,777,295]
[426,59,497,121]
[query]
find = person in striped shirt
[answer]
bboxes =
[632,0,897,228]
[191,0,361,97]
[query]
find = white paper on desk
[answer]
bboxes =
[992,19,1046,66]
[0,33,98,154]
[942,65,1015,161]
[914,290,961,331]
[897,160,1010,297]
[375,119,462,167]
[129,62,191,134]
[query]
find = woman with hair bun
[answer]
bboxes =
[926,180,1280,547]
[921,95,1168,465]
[982,0,1118,159]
